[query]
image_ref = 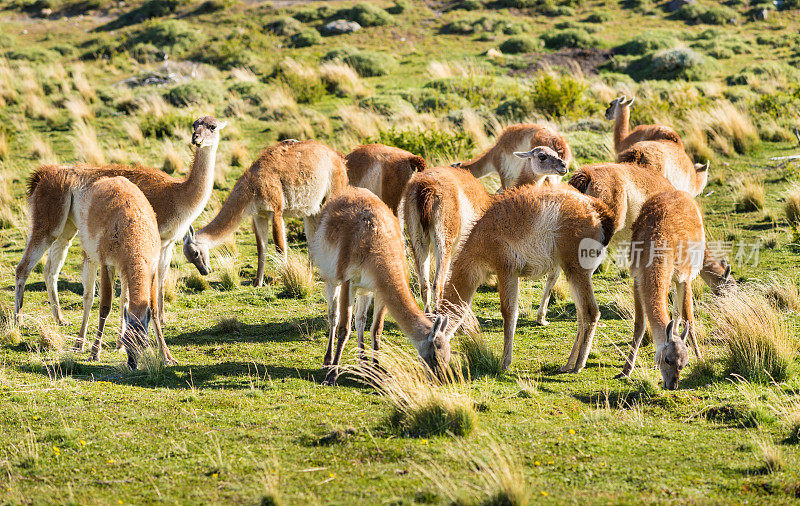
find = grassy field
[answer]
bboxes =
[2,0,800,504]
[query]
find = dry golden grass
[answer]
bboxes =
[275,251,315,299]
[759,276,800,312]
[230,67,258,82]
[0,59,17,106]
[1,305,23,347]
[64,95,92,122]
[36,321,66,352]
[137,94,168,118]
[319,61,367,97]
[215,249,241,291]
[426,59,484,79]
[754,439,784,474]
[462,108,490,150]
[106,147,130,165]
[22,92,56,121]
[163,269,179,304]
[29,133,56,164]
[122,120,144,145]
[229,141,248,167]
[261,85,298,120]
[784,185,800,227]
[354,343,477,438]
[684,101,758,157]
[732,176,765,213]
[224,97,248,119]
[71,64,96,103]
[161,139,185,174]
[337,106,385,140]
[0,131,7,161]
[707,289,796,383]
[72,121,105,165]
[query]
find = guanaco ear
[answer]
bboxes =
[217,120,228,130]
[451,161,462,168]
[665,320,675,339]
[617,95,626,104]
[625,96,636,107]
[679,324,689,344]
[513,150,534,159]
[723,264,731,280]
[185,225,195,242]
[429,315,443,341]
[695,161,709,172]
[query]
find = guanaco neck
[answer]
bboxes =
[613,106,630,154]
[195,176,254,247]
[177,141,218,209]
[699,247,726,287]
[373,261,432,345]
[122,262,152,311]
[461,146,508,187]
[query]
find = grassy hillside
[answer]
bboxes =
[1,0,800,504]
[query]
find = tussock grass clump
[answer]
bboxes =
[0,131,7,161]
[216,250,241,290]
[73,121,105,165]
[30,134,56,163]
[1,306,23,348]
[64,95,92,122]
[275,251,315,299]
[732,177,765,213]
[459,330,503,378]
[319,61,367,97]
[708,289,797,383]
[356,344,477,438]
[184,271,210,292]
[754,439,783,474]
[784,409,800,444]
[122,120,144,145]
[515,376,538,398]
[22,92,56,121]
[337,105,385,140]
[759,276,800,312]
[161,138,184,174]
[229,141,248,167]
[784,185,800,227]
[36,322,65,351]
[214,317,241,334]
[163,269,179,303]
[685,101,758,157]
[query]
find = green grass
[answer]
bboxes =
[2,0,800,502]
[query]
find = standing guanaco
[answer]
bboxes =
[605,96,684,155]
[439,184,615,372]
[345,144,426,215]
[310,187,454,385]
[183,140,348,286]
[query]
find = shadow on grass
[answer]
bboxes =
[24,280,85,296]
[169,315,329,346]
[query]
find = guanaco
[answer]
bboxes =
[452,124,573,188]
[183,140,348,286]
[617,189,707,390]
[402,147,567,312]
[345,144,426,215]
[618,140,708,197]
[310,187,454,385]
[605,96,684,155]
[15,116,225,339]
[439,184,615,372]
[25,170,163,368]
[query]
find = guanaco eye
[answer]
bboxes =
[664,358,672,366]
[537,153,546,161]
[209,125,216,131]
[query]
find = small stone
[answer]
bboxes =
[320,20,362,35]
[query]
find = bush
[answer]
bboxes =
[529,71,588,118]
[499,35,538,54]
[193,0,238,13]
[412,89,468,112]
[165,80,222,107]
[675,3,739,25]
[336,3,392,26]
[292,5,333,22]
[565,131,609,162]
[102,0,186,30]
[541,28,599,50]
[140,111,193,137]
[450,0,482,10]
[267,16,302,36]
[358,94,412,115]
[322,47,396,77]
[228,81,267,105]
[785,186,800,227]
[125,19,204,58]
[370,127,475,160]
[276,59,326,103]
[585,11,611,22]
[616,32,677,55]
[627,47,709,81]
[290,28,321,48]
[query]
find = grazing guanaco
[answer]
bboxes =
[345,144,426,215]
[618,139,708,197]
[15,116,225,338]
[605,96,684,155]
[310,187,454,385]
[402,147,567,312]
[452,124,573,188]
[617,189,707,390]
[25,170,163,368]
[439,184,615,372]
[183,140,348,286]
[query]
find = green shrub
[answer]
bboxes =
[627,47,710,81]
[388,400,476,437]
[541,28,599,50]
[289,28,321,48]
[358,94,412,115]
[322,48,396,77]
[267,16,302,36]
[228,81,268,105]
[565,131,608,162]
[450,0,482,10]
[530,72,589,118]
[584,11,611,22]
[3,47,59,62]
[276,60,326,103]
[196,38,262,70]
[675,3,739,25]
[386,0,409,14]
[140,112,193,137]
[441,18,475,34]
[412,89,469,112]
[165,81,223,107]
[370,127,475,160]
[125,19,204,58]
[336,3,392,27]
[616,32,677,55]
[292,5,333,22]
[193,0,239,13]
[753,89,800,118]
[102,0,187,30]
[726,62,799,86]
[499,35,538,54]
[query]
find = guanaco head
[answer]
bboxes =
[656,320,690,390]
[706,258,735,295]
[605,95,635,121]
[513,146,568,177]
[191,116,227,147]
[183,225,211,275]
[122,306,152,370]
[416,315,452,376]
[694,161,710,193]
